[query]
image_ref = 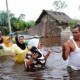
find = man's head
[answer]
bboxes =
[71,24,80,40]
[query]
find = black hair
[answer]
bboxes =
[72,24,80,31]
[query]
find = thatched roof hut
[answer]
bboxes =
[28,10,72,46]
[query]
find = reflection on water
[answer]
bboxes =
[0,46,80,80]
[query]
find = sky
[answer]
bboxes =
[0,0,80,21]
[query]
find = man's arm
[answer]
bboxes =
[62,42,70,60]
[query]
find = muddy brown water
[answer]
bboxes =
[0,46,80,80]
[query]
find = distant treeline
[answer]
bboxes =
[0,11,35,35]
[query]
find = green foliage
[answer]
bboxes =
[18,14,25,20]
[16,20,27,30]
[0,11,14,35]
[53,0,67,11]
[69,19,78,28]
[0,11,35,35]
[11,17,27,31]
[0,26,9,35]
[26,20,35,29]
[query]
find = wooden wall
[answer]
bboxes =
[40,36,61,47]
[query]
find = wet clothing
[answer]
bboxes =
[69,39,80,70]
[11,35,29,62]
[24,38,46,69]
[11,44,29,62]
[67,66,80,79]
[25,49,46,69]
[0,36,12,56]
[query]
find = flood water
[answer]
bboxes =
[0,46,80,80]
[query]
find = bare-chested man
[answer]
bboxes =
[62,24,80,70]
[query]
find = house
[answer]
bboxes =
[28,10,72,46]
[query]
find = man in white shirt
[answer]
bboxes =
[62,24,80,70]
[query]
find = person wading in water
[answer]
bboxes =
[62,24,80,71]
